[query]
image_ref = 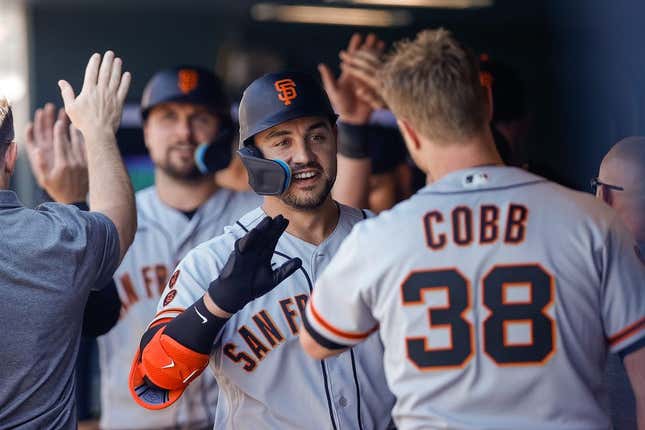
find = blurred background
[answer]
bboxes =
[1,0,644,205]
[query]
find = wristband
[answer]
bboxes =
[163,299,228,354]
[337,122,370,159]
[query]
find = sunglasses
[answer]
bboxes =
[590,177,624,194]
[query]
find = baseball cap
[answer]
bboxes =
[141,66,229,119]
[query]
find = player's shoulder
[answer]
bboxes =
[338,203,372,223]
[35,201,114,233]
[133,186,159,218]
[207,187,261,209]
[531,175,618,230]
[348,199,414,240]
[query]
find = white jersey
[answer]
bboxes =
[152,204,395,430]
[98,186,260,430]
[306,166,645,430]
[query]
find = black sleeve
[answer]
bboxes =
[82,279,121,337]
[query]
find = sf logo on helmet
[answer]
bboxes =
[178,69,199,94]
[274,79,297,106]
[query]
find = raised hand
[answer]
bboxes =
[58,51,130,137]
[207,215,302,315]
[339,48,387,110]
[319,33,386,125]
[25,104,88,203]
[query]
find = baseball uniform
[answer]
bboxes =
[305,166,645,430]
[149,204,395,430]
[98,186,260,429]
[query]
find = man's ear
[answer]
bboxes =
[4,141,17,176]
[397,118,421,152]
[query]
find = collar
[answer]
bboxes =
[419,166,547,195]
[0,190,22,208]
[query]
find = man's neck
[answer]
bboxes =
[155,169,219,212]
[262,197,339,246]
[425,129,503,184]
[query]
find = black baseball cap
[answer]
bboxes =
[140,66,229,119]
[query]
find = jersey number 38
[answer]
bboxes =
[401,264,555,369]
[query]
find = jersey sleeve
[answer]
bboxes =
[151,244,224,325]
[601,216,645,356]
[305,224,379,348]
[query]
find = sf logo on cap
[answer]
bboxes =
[178,69,199,94]
[274,79,297,106]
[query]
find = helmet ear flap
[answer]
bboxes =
[238,146,291,196]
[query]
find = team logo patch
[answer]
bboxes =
[168,269,180,289]
[274,78,297,106]
[163,290,177,306]
[177,69,199,94]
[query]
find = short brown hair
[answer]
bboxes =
[380,29,489,142]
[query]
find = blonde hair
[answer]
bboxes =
[380,28,489,142]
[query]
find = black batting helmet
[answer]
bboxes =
[238,71,336,148]
[236,71,337,196]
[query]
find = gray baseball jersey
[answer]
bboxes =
[150,204,395,430]
[306,166,645,430]
[98,186,260,430]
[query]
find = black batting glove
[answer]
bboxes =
[208,215,302,314]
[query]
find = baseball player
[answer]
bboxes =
[129,71,395,429]
[300,29,645,430]
[28,66,260,430]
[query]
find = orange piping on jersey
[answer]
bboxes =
[153,307,186,319]
[608,317,645,347]
[149,317,173,328]
[481,263,557,367]
[502,319,534,347]
[309,298,376,341]
[452,206,473,247]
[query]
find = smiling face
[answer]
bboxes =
[254,116,337,211]
[143,102,221,180]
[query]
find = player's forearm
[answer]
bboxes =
[624,347,645,430]
[300,327,346,359]
[333,155,371,209]
[332,122,372,209]
[84,129,136,260]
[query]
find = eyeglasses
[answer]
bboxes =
[590,177,624,194]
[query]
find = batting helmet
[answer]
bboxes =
[141,66,233,174]
[237,71,337,195]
